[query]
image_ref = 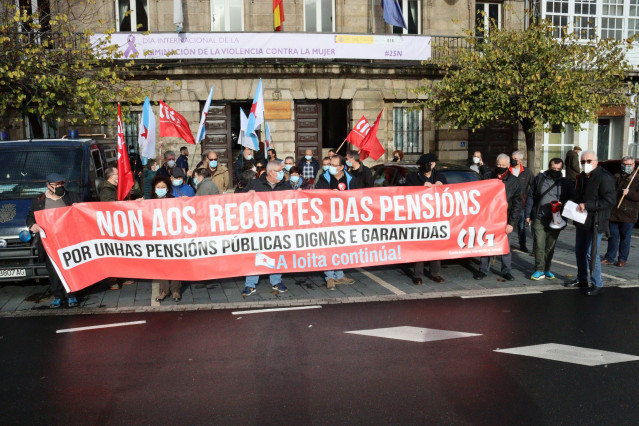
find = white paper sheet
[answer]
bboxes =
[562,201,588,224]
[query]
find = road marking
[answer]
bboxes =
[345,326,481,342]
[495,343,639,366]
[461,291,542,299]
[231,305,322,315]
[618,283,639,288]
[550,259,627,282]
[355,268,406,295]
[57,320,146,334]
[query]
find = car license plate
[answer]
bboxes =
[0,269,27,278]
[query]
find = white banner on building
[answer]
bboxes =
[92,32,432,61]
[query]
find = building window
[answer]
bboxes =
[17,0,51,33]
[123,111,141,151]
[393,107,423,155]
[211,0,244,31]
[304,0,334,32]
[574,0,596,39]
[392,0,421,35]
[545,0,569,37]
[542,124,574,171]
[116,0,149,32]
[629,0,639,37]
[600,0,624,39]
[475,2,501,37]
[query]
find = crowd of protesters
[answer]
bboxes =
[27,142,635,308]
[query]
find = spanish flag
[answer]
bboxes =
[273,0,284,31]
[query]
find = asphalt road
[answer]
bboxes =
[2,287,639,425]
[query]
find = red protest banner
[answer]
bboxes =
[158,100,195,144]
[35,181,509,293]
[359,109,385,161]
[346,116,370,148]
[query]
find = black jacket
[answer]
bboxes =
[241,173,293,192]
[405,169,448,186]
[565,150,581,182]
[609,171,639,223]
[525,171,575,221]
[26,191,82,262]
[348,164,374,188]
[513,167,534,203]
[571,166,616,233]
[482,170,523,228]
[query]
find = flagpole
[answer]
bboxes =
[335,137,348,154]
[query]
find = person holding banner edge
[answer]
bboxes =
[238,160,292,296]
[475,154,522,281]
[315,154,359,289]
[26,173,82,308]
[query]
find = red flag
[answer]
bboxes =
[116,103,134,201]
[346,116,370,148]
[159,100,195,144]
[359,109,385,161]
[273,0,284,31]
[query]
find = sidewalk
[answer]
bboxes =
[1,225,638,317]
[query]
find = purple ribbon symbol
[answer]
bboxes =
[124,34,138,58]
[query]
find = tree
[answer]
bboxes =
[417,18,635,169]
[0,0,147,137]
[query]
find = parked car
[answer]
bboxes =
[0,138,117,283]
[371,162,481,187]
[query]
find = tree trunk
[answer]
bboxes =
[522,119,536,172]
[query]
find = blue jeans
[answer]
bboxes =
[245,274,282,288]
[575,228,604,288]
[324,270,344,281]
[518,209,527,247]
[604,221,634,263]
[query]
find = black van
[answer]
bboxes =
[0,138,117,283]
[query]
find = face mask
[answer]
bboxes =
[346,160,353,168]
[472,157,480,164]
[495,166,508,175]
[276,170,284,181]
[510,158,519,167]
[246,155,253,160]
[290,175,300,183]
[323,165,330,171]
[419,163,432,173]
[155,188,167,198]
[622,165,633,174]
[167,160,176,168]
[209,160,218,168]
[113,178,119,185]
[53,186,65,196]
[547,170,562,180]
[152,166,159,172]
[583,163,594,174]
[129,149,135,154]
[193,177,199,186]
[394,156,399,161]
[329,166,339,175]
[284,164,293,171]
[172,179,183,187]
[305,155,312,161]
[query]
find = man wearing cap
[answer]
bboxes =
[405,153,447,283]
[565,146,582,182]
[170,167,195,197]
[26,173,82,308]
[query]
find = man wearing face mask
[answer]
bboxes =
[315,155,359,289]
[156,150,177,178]
[475,154,522,281]
[283,156,296,180]
[170,167,195,197]
[240,160,292,296]
[26,173,82,308]
[564,150,615,295]
[602,156,639,268]
[510,151,534,253]
[204,150,229,193]
[192,167,220,196]
[313,157,331,188]
[346,150,374,188]
[525,158,575,281]
[405,153,447,283]
[143,159,159,199]
[234,147,255,183]
[297,149,320,184]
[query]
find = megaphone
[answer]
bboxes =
[549,200,567,229]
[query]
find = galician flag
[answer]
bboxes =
[138,96,156,164]
[117,103,135,201]
[245,79,264,151]
[264,121,273,150]
[238,107,250,149]
[196,87,214,143]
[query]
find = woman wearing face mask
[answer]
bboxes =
[392,149,404,162]
[149,175,182,301]
[288,166,313,190]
